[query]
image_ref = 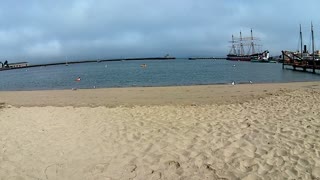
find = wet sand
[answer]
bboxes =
[1,81,320,107]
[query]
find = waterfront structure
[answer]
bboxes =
[1,61,28,69]
[0,60,9,68]
[282,23,320,73]
[8,62,28,68]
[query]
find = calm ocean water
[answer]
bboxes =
[1,59,320,91]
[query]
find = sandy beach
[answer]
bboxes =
[1,82,320,179]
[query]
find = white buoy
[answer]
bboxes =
[233,64,236,67]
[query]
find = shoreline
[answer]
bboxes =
[1,81,320,107]
[1,79,318,92]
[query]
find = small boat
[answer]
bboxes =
[251,50,270,63]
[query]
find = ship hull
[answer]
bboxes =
[227,51,269,62]
[226,55,252,61]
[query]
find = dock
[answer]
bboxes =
[282,51,320,73]
[282,23,320,74]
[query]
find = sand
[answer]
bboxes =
[1,82,320,179]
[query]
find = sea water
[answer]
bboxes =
[1,59,320,91]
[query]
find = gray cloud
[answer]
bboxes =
[0,0,319,63]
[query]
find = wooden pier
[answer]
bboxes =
[282,51,320,73]
[282,23,320,74]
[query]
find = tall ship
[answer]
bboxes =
[227,29,269,61]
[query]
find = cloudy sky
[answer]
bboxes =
[0,0,320,63]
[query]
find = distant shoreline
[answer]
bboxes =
[0,57,177,71]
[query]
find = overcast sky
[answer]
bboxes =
[1,0,320,63]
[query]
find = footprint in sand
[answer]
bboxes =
[163,161,183,179]
[312,167,320,179]
[242,174,261,180]
[149,171,162,180]
[121,164,138,179]
[285,168,298,178]
[44,163,64,179]
[167,161,181,169]
[86,163,110,176]
[0,102,5,109]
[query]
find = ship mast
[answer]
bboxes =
[240,31,244,55]
[250,29,255,54]
[229,35,237,55]
[311,22,315,73]
[300,24,303,57]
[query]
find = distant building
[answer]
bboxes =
[8,62,28,68]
